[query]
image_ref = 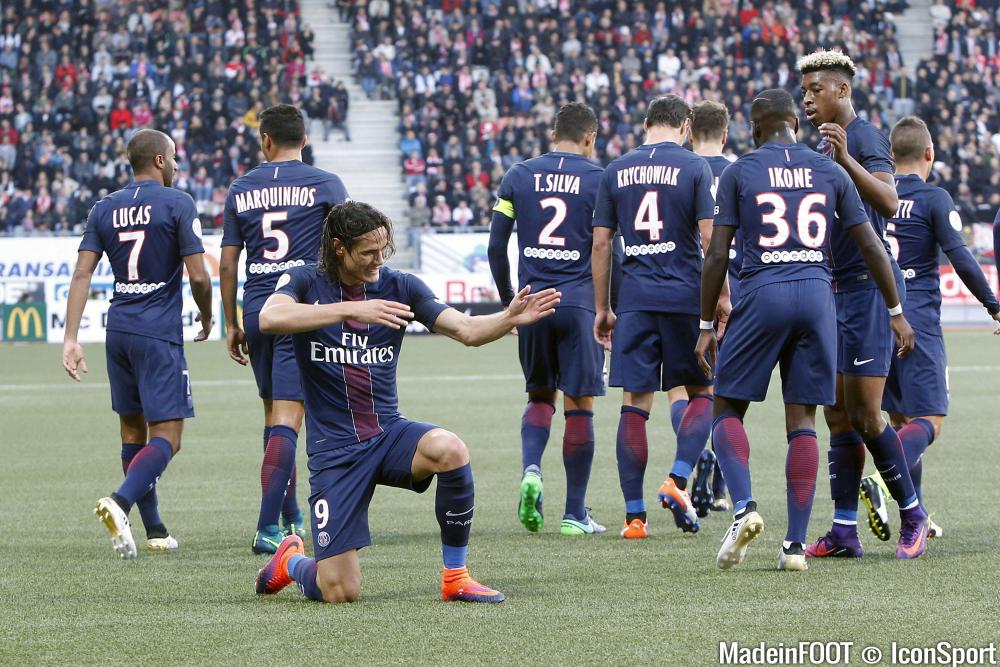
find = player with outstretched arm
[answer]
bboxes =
[254,201,559,604]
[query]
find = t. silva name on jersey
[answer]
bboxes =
[309,332,395,365]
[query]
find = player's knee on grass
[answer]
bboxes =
[317,569,361,604]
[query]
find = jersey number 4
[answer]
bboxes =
[262,211,290,260]
[755,193,827,248]
[634,191,664,240]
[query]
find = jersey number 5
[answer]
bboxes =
[755,193,828,248]
[262,211,290,260]
[538,197,567,246]
[117,230,145,281]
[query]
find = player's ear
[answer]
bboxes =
[549,129,557,144]
[721,128,728,146]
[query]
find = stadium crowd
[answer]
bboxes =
[343,0,1000,233]
[0,0,351,235]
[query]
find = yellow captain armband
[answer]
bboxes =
[492,197,515,219]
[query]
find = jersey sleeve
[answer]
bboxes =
[174,193,205,257]
[712,162,740,228]
[592,168,618,230]
[694,158,716,220]
[272,265,313,302]
[928,190,966,253]
[78,201,105,254]
[221,188,243,248]
[326,173,351,204]
[405,273,451,328]
[834,165,869,230]
[857,126,895,175]
[491,167,517,221]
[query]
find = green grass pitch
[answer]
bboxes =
[1,332,999,665]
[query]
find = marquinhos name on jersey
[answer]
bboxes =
[232,186,319,213]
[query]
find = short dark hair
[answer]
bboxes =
[126,129,172,172]
[750,88,797,126]
[553,102,598,142]
[645,95,692,129]
[890,116,931,163]
[318,201,396,277]
[258,104,306,147]
[691,101,729,142]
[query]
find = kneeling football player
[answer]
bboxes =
[254,201,560,603]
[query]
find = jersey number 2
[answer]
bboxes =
[262,211,290,260]
[538,197,566,246]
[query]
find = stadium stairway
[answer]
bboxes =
[895,0,934,76]
[298,0,415,268]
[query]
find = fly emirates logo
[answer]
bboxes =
[310,332,395,365]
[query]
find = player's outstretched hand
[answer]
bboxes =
[227,326,249,364]
[891,314,916,358]
[819,123,848,163]
[349,299,415,329]
[507,285,560,326]
[194,313,213,342]
[992,311,1000,335]
[594,309,616,350]
[695,329,718,377]
[62,341,88,382]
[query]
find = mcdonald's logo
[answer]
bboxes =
[3,303,47,342]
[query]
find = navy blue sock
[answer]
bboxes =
[288,554,324,601]
[435,464,474,568]
[121,443,163,530]
[865,424,918,509]
[711,459,727,498]
[712,413,752,514]
[116,437,173,511]
[261,426,272,452]
[258,425,297,531]
[616,406,649,512]
[281,460,301,522]
[785,429,818,545]
[562,409,595,520]
[828,432,865,524]
[898,419,934,505]
[670,393,714,482]
[521,400,554,470]
[669,399,688,436]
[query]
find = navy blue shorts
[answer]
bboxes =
[105,330,194,422]
[883,329,948,416]
[836,278,905,377]
[308,418,438,561]
[716,280,837,405]
[609,311,712,392]
[244,310,304,401]
[518,306,605,397]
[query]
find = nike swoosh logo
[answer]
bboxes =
[853,358,874,366]
[445,508,474,517]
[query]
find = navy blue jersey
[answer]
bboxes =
[273,265,450,461]
[593,141,715,314]
[493,152,604,309]
[714,143,868,294]
[79,179,204,344]
[703,155,743,279]
[222,160,349,315]
[887,173,994,331]
[817,117,895,288]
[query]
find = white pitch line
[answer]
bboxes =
[0,374,524,393]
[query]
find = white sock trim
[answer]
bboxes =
[833,519,858,526]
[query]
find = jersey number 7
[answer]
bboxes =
[118,230,145,281]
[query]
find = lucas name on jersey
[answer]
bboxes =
[309,331,396,366]
[616,165,680,188]
[233,186,318,214]
[533,173,581,194]
[112,205,152,228]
